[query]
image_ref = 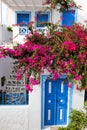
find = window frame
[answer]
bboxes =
[60,8,77,26]
[16,11,31,25]
[35,11,50,28]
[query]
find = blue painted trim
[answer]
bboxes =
[35,11,50,27]
[60,8,78,26]
[41,75,69,129]
[75,8,78,22]
[0,93,29,105]
[15,11,31,24]
[41,75,49,129]
[68,82,74,123]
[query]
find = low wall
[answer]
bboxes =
[0,106,29,130]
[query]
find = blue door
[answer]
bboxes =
[44,78,68,125]
[62,10,75,26]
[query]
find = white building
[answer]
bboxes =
[0,0,87,130]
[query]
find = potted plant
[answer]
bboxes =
[7,26,13,32]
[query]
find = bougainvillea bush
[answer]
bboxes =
[0,23,87,91]
[44,0,78,12]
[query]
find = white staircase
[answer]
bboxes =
[2,61,28,105]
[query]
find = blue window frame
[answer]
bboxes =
[61,10,76,26]
[16,11,31,25]
[35,12,50,27]
[16,11,31,35]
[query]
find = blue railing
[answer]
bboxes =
[19,26,47,35]
[0,93,28,105]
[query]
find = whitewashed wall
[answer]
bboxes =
[0,1,87,130]
[2,2,15,26]
[0,106,29,130]
[72,86,85,110]
[0,25,13,43]
[75,0,87,24]
[0,1,14,43]
[0,58,85,130]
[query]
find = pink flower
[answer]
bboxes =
[76,86,81,90]
[34,16,37,21]
[60,16,64,20]
[74,75,82,80]
[78,5,82,9]
[30,78,39,85]
[25,84,33,92]
[16,73,22,80]
[14,50,22,56]
[62,41,76,51]
[70,4,75,7]
[67,83,72,88]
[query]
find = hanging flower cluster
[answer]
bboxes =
[44,0,78,12]
[0,23,87,91]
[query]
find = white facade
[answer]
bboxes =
[0,57,85,130]
[0,0,87,130]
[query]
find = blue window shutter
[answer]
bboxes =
[17,13,30,24]
[36,13,49,27]
[62,10,75,26]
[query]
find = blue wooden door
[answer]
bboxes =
[17,13,30,24]
[44,78,68,125]
[62,10,75,26]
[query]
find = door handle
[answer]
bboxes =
[57,99,64,103]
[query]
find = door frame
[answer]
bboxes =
[41,75,74,129]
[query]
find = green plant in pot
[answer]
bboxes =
[7,26,13,32]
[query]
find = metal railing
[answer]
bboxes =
[0,93,28,105]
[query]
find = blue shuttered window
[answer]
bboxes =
[35,12,50,27]
[16,11,31,35]
[62,10,75,26]
[17,12,31,25]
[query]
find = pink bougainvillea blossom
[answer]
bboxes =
[0,23,87,91]
[30,77,39,85]
[25,84,33,92]
[62,41,76,52]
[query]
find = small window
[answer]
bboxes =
[16,11,31,35]
[17,12,31,25]
[35,12,50,27]
[62,10,75,26]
